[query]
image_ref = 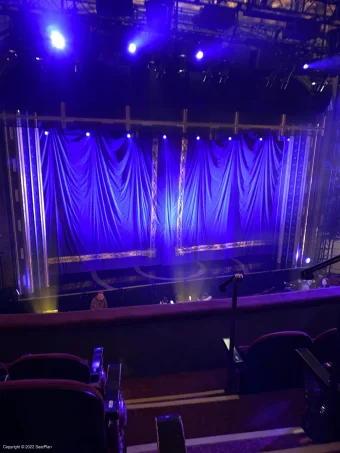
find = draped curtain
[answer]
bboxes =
[41,130,284,273]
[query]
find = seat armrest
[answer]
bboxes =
[90,347,104,383]
[296,348,332,388]
[222,338,245,367]
[156,415,187,453]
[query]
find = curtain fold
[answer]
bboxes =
[42,131,153,271]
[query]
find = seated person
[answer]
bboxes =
[160,296,175,304]
[90,291,108,310]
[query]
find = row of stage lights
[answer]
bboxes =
[44,132,271,141]
[128,42,204,61]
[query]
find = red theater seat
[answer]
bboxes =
[313,328,337,366]
[0,379,107,452]
[239,331,313,393]
[8,353,90,383]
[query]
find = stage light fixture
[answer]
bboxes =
[228,137,232,141]
[259,137,263,141]
[127,133,131,138]
[311,81,316,86]
[303,64,309,69]
[305,257,311,264]
[163,135,167,139]
[50,30,66,50]
[196,136,201,140]
[128,42,137,54]
[44,131,49,136]
[86,132,90,137]
[196,50,204,60]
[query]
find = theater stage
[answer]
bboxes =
[0,288,339,377]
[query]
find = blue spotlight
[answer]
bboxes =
[128,43,137,54]
[228,137,232,141]
[127,133,131,138]
[303,63,309,70]
[259,137,263,141]
[196,136,200,141]
[86,132,90,137]
[44,131,49,136]
[50,30,66,50]
[163,135,167,139]
[196,50,204,60]
[305,257,311,264]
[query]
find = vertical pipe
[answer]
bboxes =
[182,109,188,134]
[3,118,21,294]
[150,138,158,258]
[60,102,66,129]
[280,114,287,136]
[234,112,239,135]
[35,125,50,288]
[16,125,34,294]
[300,131,319,264]
[176,137,188,255]
[125,105,131,132]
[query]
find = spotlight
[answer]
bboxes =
[311,81,316,86]
[305,257,311,264]
[86,132,90,137]
[196,136,200,140]
[44,131,49,136]
[228,137,232,141]
[127,133,131,138]
[196,50,204,60]
[163,135,167,139]
[287,138,290,141]
[303,64,309,70]
[259,137,263,141]
[50,30,66,50]
[128,43,137,54]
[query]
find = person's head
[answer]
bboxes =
[322,278,330,288]
[162,296,168,304]
[97,291,105,301]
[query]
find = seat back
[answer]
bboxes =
[242,331,313,393]
[313,328,337,365]
[8,353,90,383]
[0,379,106,452]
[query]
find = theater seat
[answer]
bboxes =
[8,353,90,383]
[0,379,106,452]
[313,328,336,365]
[239,331,313,393]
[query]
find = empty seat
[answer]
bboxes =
[0,379,106,452]
[313,328,337,365]
[8,353,90,383]
[239,331,313,393]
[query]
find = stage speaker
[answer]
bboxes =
[96,0,133,17]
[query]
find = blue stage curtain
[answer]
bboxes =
[42,130,153,272]
[41,130,284,272]
[180,134,283,257]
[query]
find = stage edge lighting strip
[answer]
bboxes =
[48,138,158,265]
[175,241,266,256]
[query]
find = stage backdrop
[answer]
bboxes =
[39,130,287,274]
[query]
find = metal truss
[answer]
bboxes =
[0,0,336,57]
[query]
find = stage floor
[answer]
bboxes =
[48,254,277,296]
